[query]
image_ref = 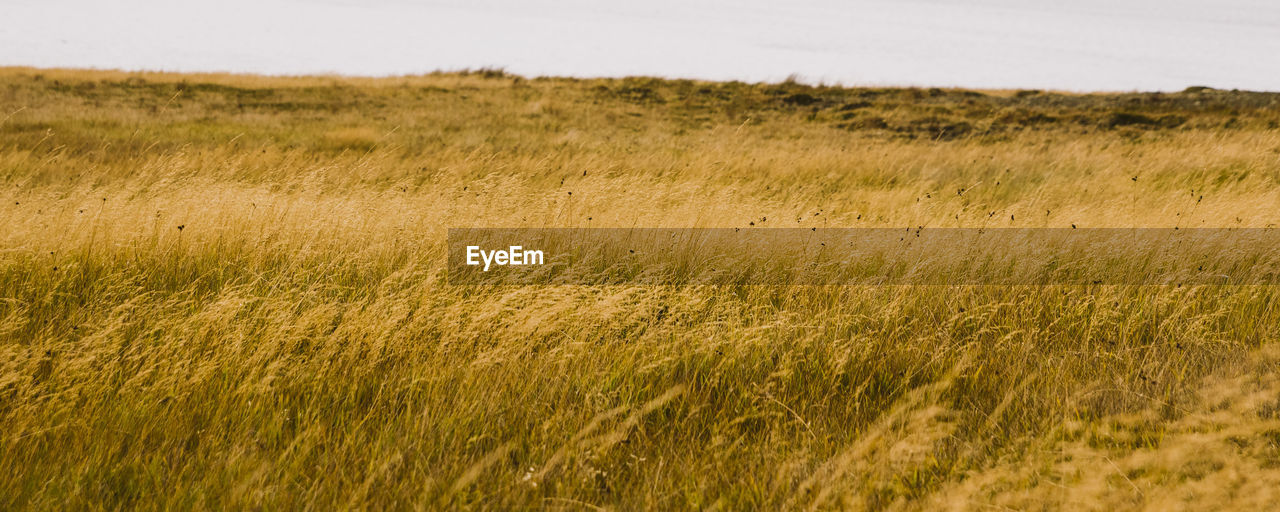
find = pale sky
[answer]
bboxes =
[3,0,1278,91]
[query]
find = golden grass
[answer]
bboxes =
[2,68,1280,510]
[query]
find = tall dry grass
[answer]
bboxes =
[2,67,1280,509]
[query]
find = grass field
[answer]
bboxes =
[3,67,1280,510]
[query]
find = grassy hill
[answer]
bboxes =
[2,67,1280,509]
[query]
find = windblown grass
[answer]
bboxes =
[2,67,1280,510]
